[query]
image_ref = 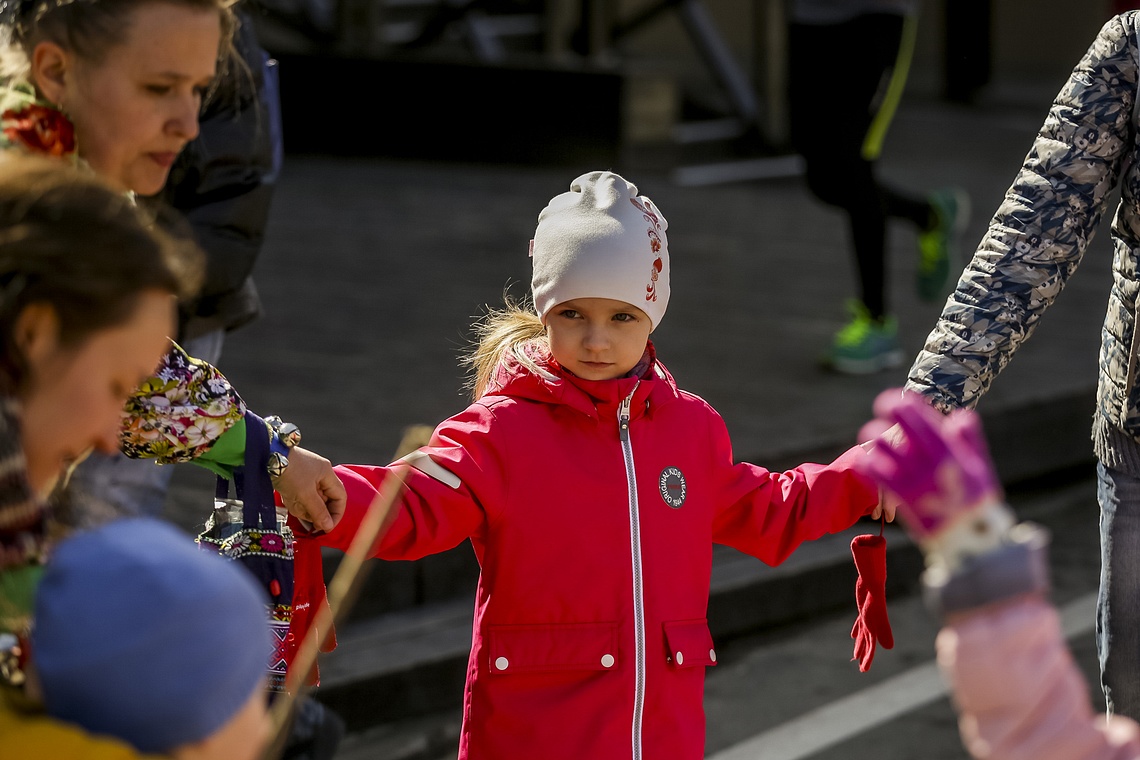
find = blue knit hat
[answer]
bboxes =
[32,517,270,753]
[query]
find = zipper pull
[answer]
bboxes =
[618,384,638,442]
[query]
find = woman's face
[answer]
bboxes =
[46,2,221,195]
[19,289,175,496]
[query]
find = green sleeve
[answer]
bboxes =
[191,418,246,478]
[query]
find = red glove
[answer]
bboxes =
[850,532,893,672]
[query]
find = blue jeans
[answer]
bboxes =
[1097,460,1140,721]
[69,331,226,517]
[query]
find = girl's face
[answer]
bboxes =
[19,289,175,496]
[546,298,652,381]
[39,2,221,195]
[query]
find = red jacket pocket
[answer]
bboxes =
[663,619,718,669]
[486,622,620,674]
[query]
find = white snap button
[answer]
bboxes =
[709,649,717,662]
[675,651,684,666]
[495,656,509,671]
[601,654,615,668]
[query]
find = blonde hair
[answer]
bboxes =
[462,295,548,400]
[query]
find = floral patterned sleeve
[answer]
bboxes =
[119,342,246,464]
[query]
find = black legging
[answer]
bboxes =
[788,13,933,320]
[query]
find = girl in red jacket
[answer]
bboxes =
[303,170,891,760]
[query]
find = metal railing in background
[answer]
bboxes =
[254,0,799,182]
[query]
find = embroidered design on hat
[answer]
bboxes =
[631,197,662,231]
[659,467,687,508]
[646,257,663,302]
[630,197,665,302]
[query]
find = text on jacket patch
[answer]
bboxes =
[659,467,687,508]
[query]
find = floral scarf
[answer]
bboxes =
[0,83,77,162]
[0,396,45,640]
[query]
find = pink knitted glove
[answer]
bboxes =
[857,390,1002,542]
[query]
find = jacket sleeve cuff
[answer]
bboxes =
[923,522,1051,620]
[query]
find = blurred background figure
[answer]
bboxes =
[787,0,968,376]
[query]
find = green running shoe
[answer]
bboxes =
[826,301,905,375]
[916,187,970,303]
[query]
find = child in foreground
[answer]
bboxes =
[859,390,1140,760]
[22,518,271,760]
[301,170,892,760]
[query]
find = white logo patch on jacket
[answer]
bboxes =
[658,467,686,508]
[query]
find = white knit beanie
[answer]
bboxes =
[531,170,669,330]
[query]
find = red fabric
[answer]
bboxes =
[850,533,894,672]
[299,350,880,760]
[273,506,336,689]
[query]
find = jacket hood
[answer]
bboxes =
[483,340,679,420]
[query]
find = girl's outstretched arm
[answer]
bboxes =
[298,404,506,561]
[709,412,881,566]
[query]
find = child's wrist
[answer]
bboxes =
[920,499,1015,574]
[923,521,1050,620]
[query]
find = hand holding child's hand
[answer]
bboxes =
[857,389,1002,543]
[276,446,347,532]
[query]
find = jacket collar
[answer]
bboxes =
[484,340,678,420]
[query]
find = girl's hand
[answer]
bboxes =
[870,490,900,523]
[861,421,903,523]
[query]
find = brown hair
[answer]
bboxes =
[0,155,204,392]
[462,294,548,400]
[3,0,239,88]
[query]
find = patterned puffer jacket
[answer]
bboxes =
[906,11,1140,474]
